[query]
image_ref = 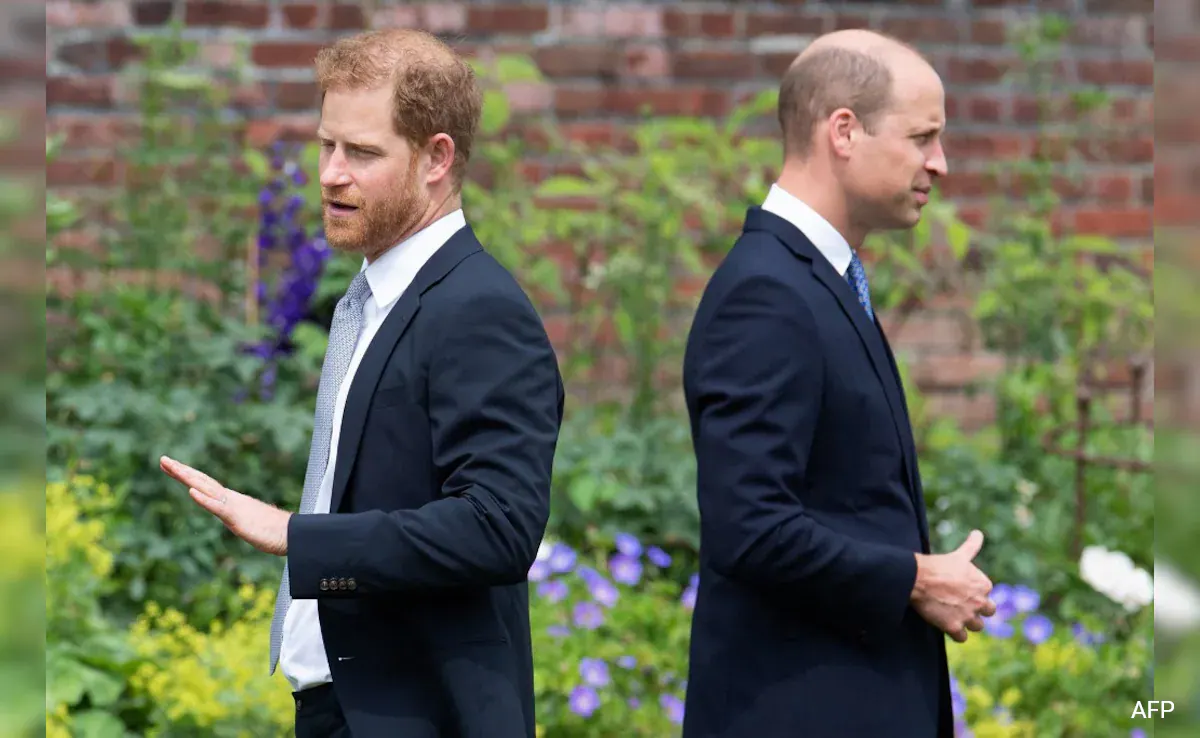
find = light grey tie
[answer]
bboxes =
[269,270,372,674]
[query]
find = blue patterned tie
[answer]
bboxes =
[846,251,875,322]
[268,270,372,674]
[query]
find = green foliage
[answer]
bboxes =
[530,534,692,736]
[947,607,1151,736]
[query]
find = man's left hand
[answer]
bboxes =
[160,455,291,556]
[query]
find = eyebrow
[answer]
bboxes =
[316,131,385,154]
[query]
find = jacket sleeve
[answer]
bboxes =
[691,273,917,638]
[286,288,564,598]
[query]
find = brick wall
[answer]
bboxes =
[46,0,1153,428]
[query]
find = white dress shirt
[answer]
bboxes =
[761,183,853,277]
[280,208,467,692]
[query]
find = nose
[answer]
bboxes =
[926,140,949,178]
[319,147,352,188]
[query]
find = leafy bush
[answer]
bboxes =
[530,532,692,736]
[0,486,44,737]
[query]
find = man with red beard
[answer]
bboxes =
[160,29,564,738]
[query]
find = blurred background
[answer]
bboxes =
[40,0,1159,736]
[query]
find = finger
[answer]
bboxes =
[948,627,968,644]
[189,486,232,524]
[161,457,223,494]
[977,599,997,617]
[955,529,984,560]
[964,616,984,632]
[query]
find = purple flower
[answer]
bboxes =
[1071,622,1105,647]
[569,685,599,717]
[609,554,642,586]
[954,719,973,738]
[647,546,671,567]
[573,602,604,630]
[951,685,967,717]
[618,655,637,669]
[615,532,642,557]
[549,543,577,573]
[628,697,641,709]
[991,583,1013,608]
[579,657,610,687]
[984,617,1014,638]
[659,694,685,725]
[1011,585,1040,614]
[1022,614,1053,644]
[681,585,697,610]
[588,575,619,607]
[547,625,570,638]
[528,560,550,582]
[537,579,568,603]
[1131,729,1147,738]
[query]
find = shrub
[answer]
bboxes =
[530,533,693,736]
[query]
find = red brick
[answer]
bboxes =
[47,158,119,187]
[275,82,319,111]
[621,45,670,78]
[282,3,320,28]
[606,88,730,117]
[1093,174,1133,203]
[251,42,323,68]
[467,6,548,33]
[674,50,758,80]
[912,353,1005,389]
[56,40,109,73]
[48,115,138,149]
[185,1,269,28]
[47,0,132,27]
[1088,0,1152,13]
[133,0,174,25]
[1078,58,1153,86]
[971,19,1008,45]
[880,17,961,44]
[938,171,995,198]
[832,14,872,32]
[108,37,143,69]
[600,7,663,37]
[1157,35,1200,62]
[662,9,736,38]
[554,87,607,116]
[47,77,114,107]
[1141,175,1153,204]
[945,54,1016,84]
[1073,208,1151,237]
[760,52,795,77]
[535,46,615,78]
[967,96,1004,122]
[559,122,633,150]
[330,4,368,29]
[943,132,1026,159]
[745,11,826,37]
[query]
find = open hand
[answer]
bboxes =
[910,530,996,643]
[160,455,291,556]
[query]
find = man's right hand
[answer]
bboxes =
[910,530,996,643]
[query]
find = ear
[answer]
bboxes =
[827,108,860,160]
[423,133,456,186]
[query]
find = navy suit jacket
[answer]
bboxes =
[680,208,952,738]
[285,225,564,737]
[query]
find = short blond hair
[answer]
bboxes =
[315,29,482,189]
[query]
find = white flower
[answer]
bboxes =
[535,538,554,563]
[1154,559,1200,635]
[1014,504,1032,529]
[1079,545,1153,612]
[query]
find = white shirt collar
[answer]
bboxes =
[761,184,853,276]
[360,209,467,310]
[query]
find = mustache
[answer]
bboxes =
[322,192,364,207]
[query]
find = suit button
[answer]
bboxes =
[338,577,347,590]
[348,578,357,591]
[319,578,329,591]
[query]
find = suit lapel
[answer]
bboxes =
[329,225,483,513]
[875,321,930,551]
[744,208,929,548]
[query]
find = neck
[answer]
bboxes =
[364,189,461,264]
[775,161,865,250]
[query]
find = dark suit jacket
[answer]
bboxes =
[285,225,564,738]
[680,208,952,738]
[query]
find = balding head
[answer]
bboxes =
[778,30,934,160]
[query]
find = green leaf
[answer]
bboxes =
[496,54,544,83]
[535,176,599,198]
[72,709,128,738]
[947,219,972,261]
[243,148,269,180]
[480,90,510,136]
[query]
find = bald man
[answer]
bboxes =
[680,30,995,738]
